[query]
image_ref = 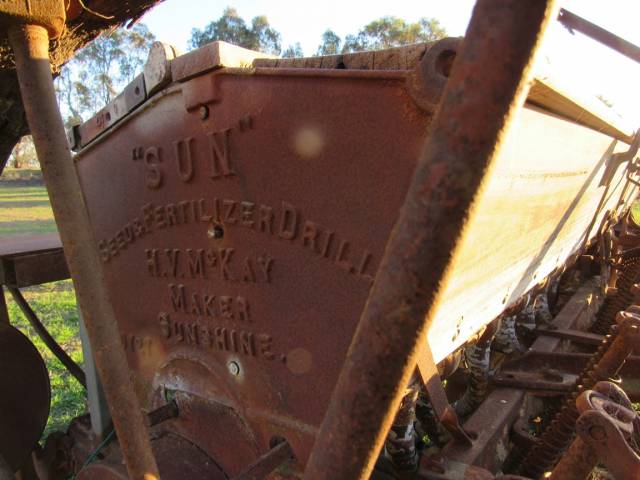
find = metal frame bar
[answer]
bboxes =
[558,8,640,64]
[7,286,86,388]
[7,23,159,480]
[304,1,558,478]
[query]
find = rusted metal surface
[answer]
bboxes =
[147,401,179,427]
[533,327,604,345]
[438,277,601,473]
[558,8,640,63]
[63,4,640,479]
[6,286,86,387]
[418,349,474,447]
[72,74,147,151]
[74,51,431,474]
[77,433,226,480]
[549,381,638,480]
[518,307,640,478]
[417,460,495,480]
[6,22,159,480]
[231,441,294,480]
[493,350,640,398]
[304,1,557,477]
[590,246,640,334]
[575,390,640,479]
[0,323,50,473]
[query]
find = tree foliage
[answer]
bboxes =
[189,9,447,60]
[316,30,341,56]
[8,136,36,169]
[282,43,304,58]
[55,24,155,126]
[189,7,281,55]
[317,17,446,54]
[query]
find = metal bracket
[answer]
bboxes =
[417,346,474,447]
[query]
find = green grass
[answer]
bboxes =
[0,184,56,236]
[0,181,86,437]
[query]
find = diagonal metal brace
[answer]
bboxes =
[416,348,474,447]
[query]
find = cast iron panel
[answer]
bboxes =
[75,68,428,469]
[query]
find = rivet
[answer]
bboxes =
[199,105,209,120]
[228,361,241,376]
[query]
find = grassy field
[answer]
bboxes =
[0,176,86,437]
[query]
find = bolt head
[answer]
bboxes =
[228,361,241,376]
[207,224,224,239]
[588,425,606,441]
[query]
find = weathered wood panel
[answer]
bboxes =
[428,104,635,362]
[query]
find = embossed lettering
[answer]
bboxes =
[168,284,251,322]
[158,314,277,360]
[222,199,237,224]
[335,240,354,273]
[170,284,186,312]
[174,137,195,182]
[187,249,206,279]
[144,146,163,189]
[302,221,319,252]
[278,202,298,240]
[258,334,274,360]
[241,258,255,283]
[165,249,180,277]
[258,205,274,234]
[257,256,273,283]
[218,248,234,281]
[208,129,234,178]
[241,201,255,228]
[146,249,160,276]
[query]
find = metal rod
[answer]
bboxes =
[148,401,179,427]
[232,441,294,480]
[7,285,86,388]
[558,8,640,64]
[304,1,558,478]
[7,24,159,480]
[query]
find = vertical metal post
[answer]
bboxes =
[7,24,159,480]
[79,308,112,439]
[304,1,558,478]
[0,287,10,325]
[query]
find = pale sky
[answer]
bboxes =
[141,0,640,127]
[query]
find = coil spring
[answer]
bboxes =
[591,250,640,334]
[385,380,420,472]
[454,336,491,418]
[518,326,624,478]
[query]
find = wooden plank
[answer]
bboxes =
[528,78,634,143]
[0,233,61,256]
[427,104,635,362]
[0,234,69,288]
[171,41,276,82]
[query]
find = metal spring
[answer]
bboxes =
[385,379,420,473]
[493,314,523,353]
[415,390,447,447]
[518,326,627,478]
[591,251,640,334]
[454,336,491,418]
